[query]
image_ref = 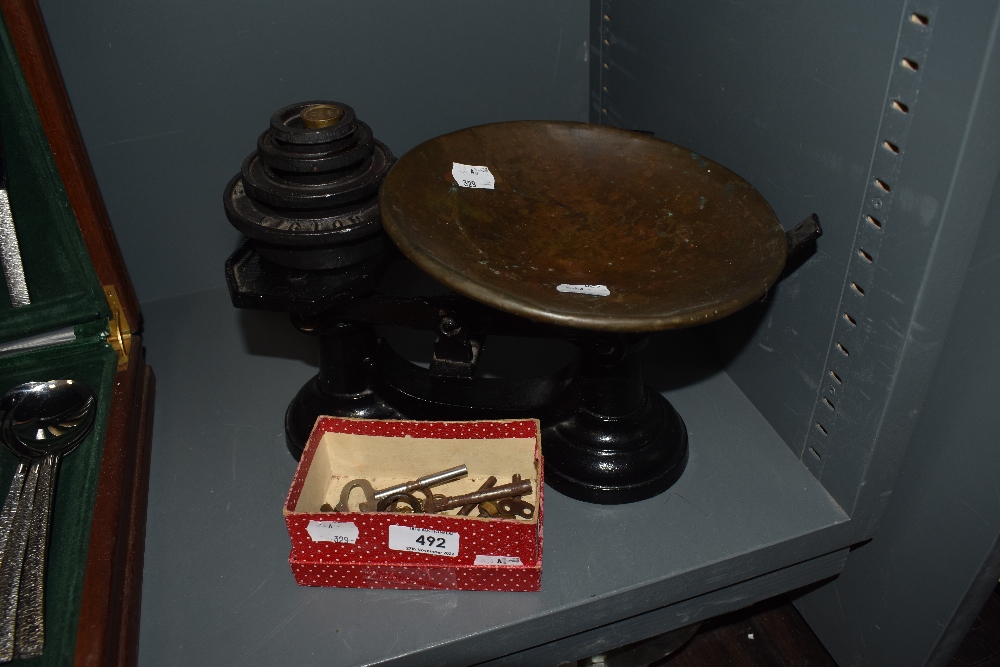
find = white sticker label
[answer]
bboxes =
[452,163,495,189]
[556,284,611,297]
[474,555,523,566]
[388,525,460,557]
[306,520,358,544]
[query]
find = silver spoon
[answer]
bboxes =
[0,380,95,660]
[0,383,44,656]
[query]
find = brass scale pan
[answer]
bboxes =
[379,121,786,333]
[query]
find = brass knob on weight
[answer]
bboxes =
[301,104,344,129]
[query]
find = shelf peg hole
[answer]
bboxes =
[603,62,610,70]
[603,13,610,21]
[866,215,882,229]
[883,140,900,155]
[875,178,891,192]
[603,38,611,45]
[859,248,874,262]
[901,58,919,71]
[910,13,929,26]
[892,100,910,114]
[837,342,850,356]
[602,85,609,93]
[851,282,865,296]
[830,370,842,384]
[844,312,857,325]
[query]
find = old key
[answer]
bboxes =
[418,479,533,513]
[334,465,468,512]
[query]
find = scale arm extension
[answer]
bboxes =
[784,213,822,261]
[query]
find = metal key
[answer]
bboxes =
[334,465,468,512]
[495,497,535,519]
[372,465,468,502]
[458,476,496,516]
[419,480,533,513]
[479,474,529,518]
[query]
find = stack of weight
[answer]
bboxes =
[223,101,394,270]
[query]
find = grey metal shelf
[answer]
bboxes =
[137,287,848,666]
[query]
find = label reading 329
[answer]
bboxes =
[388,525,460,557]
[451,163,495,190]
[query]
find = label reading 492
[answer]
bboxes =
[388,525,460,557]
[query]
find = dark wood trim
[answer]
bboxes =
[0,0,141,329]
[114,365,155,667]
[73,340,152,667]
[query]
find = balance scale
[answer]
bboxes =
[224,101,819,504]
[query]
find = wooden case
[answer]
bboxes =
[0,1,154,665]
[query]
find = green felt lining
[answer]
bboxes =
[0,13,108,343]
[0,338,117,665]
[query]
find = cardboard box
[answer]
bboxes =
[284,417,543,591]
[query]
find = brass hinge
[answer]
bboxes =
[103,285,132,370]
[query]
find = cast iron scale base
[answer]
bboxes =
[224,102,820,505]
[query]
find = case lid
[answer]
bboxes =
[0,14,108,344]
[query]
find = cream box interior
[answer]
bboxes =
[293,431,540,521]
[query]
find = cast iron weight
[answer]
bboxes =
[223,101,394,272]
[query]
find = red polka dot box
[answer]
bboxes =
[283,417,544,592]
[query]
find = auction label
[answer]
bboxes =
[388,525,460,557]
[451,163,495,189]
[556,284,611,297]
[474,555,523,566]
[306,520,358,544]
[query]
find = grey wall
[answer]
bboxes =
[594,2,1000,665]
[591,0,904,476]
[795,147,1000,667]
[592,0,1000,528]
[791,6,1000,661]
[37,0,590,304]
